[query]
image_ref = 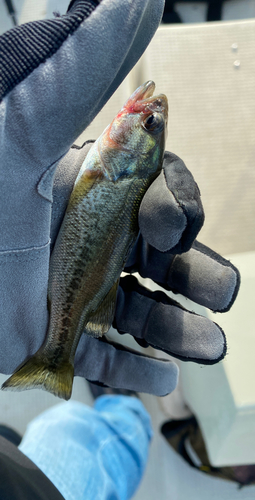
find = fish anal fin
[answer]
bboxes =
[84,279,119,338]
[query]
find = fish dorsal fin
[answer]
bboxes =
[84,279,119,338]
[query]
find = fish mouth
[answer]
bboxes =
[123,81,168,121]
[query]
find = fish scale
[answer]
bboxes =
[2,81,168,399]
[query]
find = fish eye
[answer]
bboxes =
[142,112,164,134]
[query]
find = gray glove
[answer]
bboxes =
[0,0,239,397]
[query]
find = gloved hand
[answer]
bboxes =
[0,0,240,397]
[49,143,239,396]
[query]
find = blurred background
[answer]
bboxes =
[1,1,255,498]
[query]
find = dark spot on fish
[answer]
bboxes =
[62,316,71,328]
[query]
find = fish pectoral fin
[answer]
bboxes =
[84,279,119,338]
[68,168,103,210]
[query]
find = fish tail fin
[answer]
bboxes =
[2,354,74,401]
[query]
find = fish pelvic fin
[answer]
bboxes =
[84,279,119,338]
[2,355,74,401]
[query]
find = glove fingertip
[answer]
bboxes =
[158,360,179,396]
[192,241,241,313]
[163,152,205,253]
[138,171,187,252]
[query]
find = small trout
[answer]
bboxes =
[2,81,168,400]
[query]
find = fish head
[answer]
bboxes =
[100,81,168,180]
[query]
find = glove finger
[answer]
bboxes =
[114,275,227,364]
[74,335,179,396]
[138,152,204,253]
[165,240,240,312]
[125,238,240,313]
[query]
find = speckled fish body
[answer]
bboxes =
[3,81,168,399]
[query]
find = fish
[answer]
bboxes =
[2,81,168,400]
